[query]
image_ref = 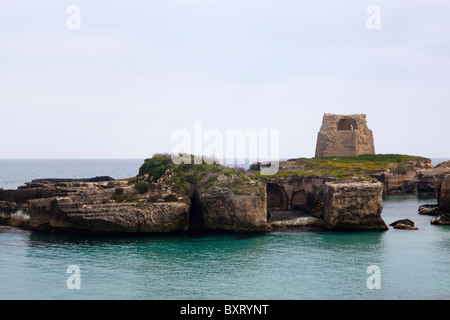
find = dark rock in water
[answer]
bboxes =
[418,204,439,216]
[393,223,418,230]
[390,219,415,227]
[431,214,450,226]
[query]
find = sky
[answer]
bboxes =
[0,0,449,159]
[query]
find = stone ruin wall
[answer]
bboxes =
[315,113,375,157]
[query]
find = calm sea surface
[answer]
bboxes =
[0,159,449,300]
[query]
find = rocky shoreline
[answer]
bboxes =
[1,155,449,234]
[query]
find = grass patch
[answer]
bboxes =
[137,154,264,195]
[258,154,429,181]
[110,193,140,203]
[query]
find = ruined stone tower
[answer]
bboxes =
[315,113,375,157]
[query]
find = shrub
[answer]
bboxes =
[163,194,178,202]
[147,194,162,203]
[110,193,139,203]
[318,188,324,197]
[235,166,247,173]
[111,193,126,202]
[138,154,172,182]
[114,188,124,195]
[134,182,149,194]
[267,208,272,220]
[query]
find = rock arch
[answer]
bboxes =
[266,183,287,210]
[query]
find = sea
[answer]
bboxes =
[0,158,449,300]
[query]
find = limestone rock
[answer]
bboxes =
[439,174,450,214]
[418,204,439,216]
[269,216,326,230]
[371,158,433,195]
[0,164,269,234]
[315,113,375,157]
[24,196,190,234]
[323,181,387,231]
[417,163,450,197]
[390,219,418,230]
[393,223,418,230]
[431,214,450,225]
[390,219,415,227]
[194,186,267,232]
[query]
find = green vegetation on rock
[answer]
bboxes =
[137,154,263,195]
[254,154,430,181]
[134,182,150,194]
[135,153,430,192]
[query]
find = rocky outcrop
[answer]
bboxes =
[261,174,334,213]
[380,168,418,194]
[431,215,450,226]
[390,219,418,230]
[25,196,190,234]
[418,204,439,216]
[323,181,387,231]
[0,179,191,234]
[194,186,267,232]
[431,173,450,225]
[371,158,433,195]
[390,219,415,227]
[315,113,375,157]
[392,223,418,230]
[438,174,450,213]
[0,156,269,234]
[269,216,326,230]
[416,162,450,196]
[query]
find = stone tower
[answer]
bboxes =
[315,113,375,157]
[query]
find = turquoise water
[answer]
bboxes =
[1,194,449,300]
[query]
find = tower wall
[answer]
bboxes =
[315,113,375,157]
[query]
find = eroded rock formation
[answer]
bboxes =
[432,173,450,225]
[370,158,433,194]
[194,186,267,232]
[0,156,268,234]
[323,181,387,231]
[390,219,418,230]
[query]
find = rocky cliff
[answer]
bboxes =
[194,186,267,232]
[0,155,268,234]
[371,158,434,194]
[439,174,450,213]
[431,172,450,225]
[416,161,450,196]
[323,181,387,231]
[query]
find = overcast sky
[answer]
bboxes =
[0,0,449,159]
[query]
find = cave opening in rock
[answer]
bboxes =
[291,190,308,211]
[189,191,205,230]
[267,183,287,210]
[337,118,358,131]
